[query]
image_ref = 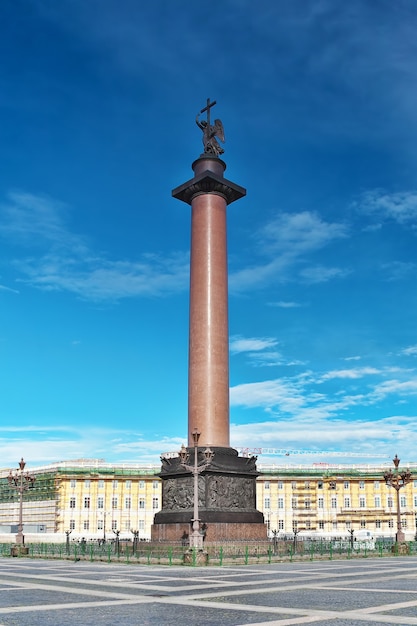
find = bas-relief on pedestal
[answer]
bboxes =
[155,448,262,522]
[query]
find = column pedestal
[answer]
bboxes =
[152,447,265,543]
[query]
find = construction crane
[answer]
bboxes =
[236,448,388,459]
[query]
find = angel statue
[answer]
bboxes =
[196,113,225,157]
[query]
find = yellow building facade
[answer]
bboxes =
[1,460,416,541]
[256,464,417,539]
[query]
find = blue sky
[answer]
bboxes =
[1,0,417,469]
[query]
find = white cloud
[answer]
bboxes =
[230,336,278,354]
[230,335,288,368]
[299,265,350,284]
[0,191,85,251]
[258,211,348,255]
[268,301,302,308]
[381,261,416,281]
[0,284,19,294]
[230,378,306,413]
[230,413,415,459]
[230,211,349,292]
[230,366,417,427]
[400,345,417,357]
[356,189,417,227]
[321,367,381,381]
[0,424,185,467]
[15,252,189,300]
[372,378,417,399]
[0,191,189,301]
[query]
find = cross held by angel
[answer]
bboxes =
[196,98,225,157]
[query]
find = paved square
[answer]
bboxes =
[0,556,417,625]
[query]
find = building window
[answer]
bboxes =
[84,480,90,488]
[401,518,407,528]
[139,520,145,530]
[124,521,130,531]
[359,481,365,489]
[69,497,76,509]
[332,521,338,530]
[153,480,159,489]
[111,520,117,531]
[374,481,380,489]
[139,499,145,509]
[111,497,118,509]
[359,497,366,508]
[139,480,145,489]
[97,520,103,530]
[278,481,283,490]
[331,497,337,509]
[291,497,297,509]
[388,519,394,528]
[291,481,297,490]
[264,498,270,509]
[152,497,159,509]
[318,521,324,530]
[98,480,104,489]
[374,496,381,508]
[70,519,75,530]
[318,497,324,509]
[292,520,298,531]
[305,520,311,530]
[304,481,310,489]
[97,496,104,509]
[413,480,417,488]
[344,497,350,508]
[84,497,90,509]
[345,521,351,529]
[375,520,381,529]
[264,481,270,490]
[317,481,323,489]
[400,495,407,507]
[70,480,76,488]
[278,498,284,509]
[83,520,89,530]
[344,481,350,489]
[125,497,131,509]
[387,496,393,508]
[414,496,417,507]
[278,520,284,530]
[112,480,118,488]
[126,480,131,489]
[304,498,311,510]
[360,520,366,528]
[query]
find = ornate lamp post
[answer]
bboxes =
[7,458,36,545]
[178,428,214,548]
[65,530,72,555]
[131,529,139,554]
[99,511,110,544]
[383,454,412,543]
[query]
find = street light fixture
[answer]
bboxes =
[178,428,214,548]
[383,454,412,544]
[7,458,36,545]
[99,511,109,544]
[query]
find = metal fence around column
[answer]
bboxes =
[0,539,415,566]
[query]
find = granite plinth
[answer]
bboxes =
[151,521,268,543]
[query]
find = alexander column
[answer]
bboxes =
[152,100,266,543]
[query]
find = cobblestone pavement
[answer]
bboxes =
[0,556,417,625]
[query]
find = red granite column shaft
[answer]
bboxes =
[188,191,230,447]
